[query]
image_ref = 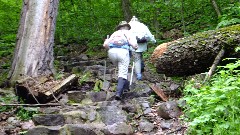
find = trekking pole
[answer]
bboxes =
[130,61,135,85]
[102,35,109,90]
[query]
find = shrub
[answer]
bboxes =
[182,58,240,134]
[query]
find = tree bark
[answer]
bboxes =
[211,0,221,17]
[151,24,240,77]
[8,0,59,84]
[121,0,132,22]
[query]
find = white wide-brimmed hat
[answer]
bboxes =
[116,21,131,30]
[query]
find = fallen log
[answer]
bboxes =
[151,24,240,77]
[15,74,78,104]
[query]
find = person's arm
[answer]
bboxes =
[126,31,138,49]
[144,25,156,43]
[103,38,110,49]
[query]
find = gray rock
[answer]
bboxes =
[106,122,133,135]
[98,106,127,125]
[88,111,97,122]
[61,124,98,135]
[170,83,180,91]
[39,107,60,114]
[79,54,89,61]
[67,91,86,103]
[157,101,182,119]
[32,114,65,126]
[143,108,152,114]
[7,117,20,125]
[21,120,35,130]
[62,110,88,124]
[160,120,173,129]
[26,126,61,135]
[88,91,107,102]
[138,120,154,132]
[141,102,150,109]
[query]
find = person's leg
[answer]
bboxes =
[115,49,130,100]
[132,51,142,80]
[140,53,145,73]
[108,49,118,65]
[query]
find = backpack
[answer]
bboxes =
[110,31,128,46]
[136,36,147,43]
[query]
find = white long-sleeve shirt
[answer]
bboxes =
[129,21,156,52]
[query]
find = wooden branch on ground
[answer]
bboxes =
[0,103,62,107]
[149,84,168,102]
[204,48,225,82]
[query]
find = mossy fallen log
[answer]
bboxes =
[151,24,240,77]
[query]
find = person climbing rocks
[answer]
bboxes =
[103,21,138,100]
[128,16,156,80]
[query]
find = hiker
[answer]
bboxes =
[128,16,156,80]
[103,21,138,100]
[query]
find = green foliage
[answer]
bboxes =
[181,58,240,134]
[78,71,92,85]
[54,72,65,80]
[93,79,102,92]
[0,0,22,42]
[217,2,240,29]
[0,94,16,112]
[0,41,15,84]
[1,93,39,121]
[16,107,39,121]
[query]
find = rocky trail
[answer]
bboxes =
[0,45,188,135]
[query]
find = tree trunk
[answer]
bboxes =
[211,0,221,17]
[181,0,186,34]
[8,0,59,84]
[151,24,240,77]
[121,0,132,22]
[151,0,160,39]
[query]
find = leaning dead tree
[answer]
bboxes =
[9,0,59,83]
[8,0,77,103]
[151,24,240,77]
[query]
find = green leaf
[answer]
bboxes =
[215,105,225,112]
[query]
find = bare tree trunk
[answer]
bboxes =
[8,0,59,84]
[121,0,132,22]
[181,0,186,34]
[151,0,160,38]
[211,0,221,17]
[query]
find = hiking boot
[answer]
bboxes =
[115,77,126,100]
[136,73,142,80]
[115,94,122,100]
[123,80,130,92]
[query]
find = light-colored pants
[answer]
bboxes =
[108,48,130,79]
[132,51,142,75]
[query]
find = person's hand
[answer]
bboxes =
[133,45,138,50]
[103,44,109,49]
[152,39,156,44]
